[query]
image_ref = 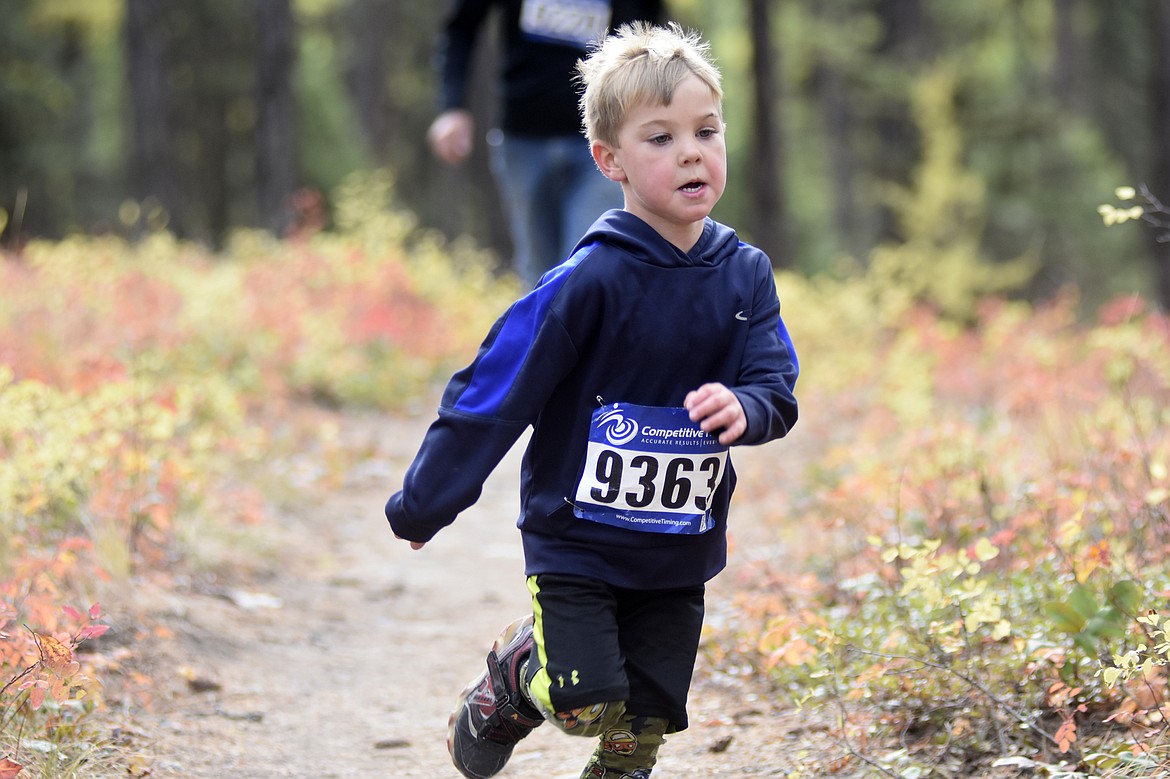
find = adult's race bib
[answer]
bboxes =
[519,0,611,48]
[573,402,728,534]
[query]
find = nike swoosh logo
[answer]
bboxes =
[735,311,748,321]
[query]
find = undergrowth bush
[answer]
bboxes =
[3,162,1166,777]
[715,282,1170,777]
[0,170,517,775]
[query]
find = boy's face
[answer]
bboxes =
[592,74,726,251]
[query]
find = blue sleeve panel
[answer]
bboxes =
[450,262,577,417]
[385,256,580,543]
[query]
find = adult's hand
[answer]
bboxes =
[427,109,475,165]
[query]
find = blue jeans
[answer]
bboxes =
[489,131,623,286]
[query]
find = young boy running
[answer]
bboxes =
[385,22,799,779]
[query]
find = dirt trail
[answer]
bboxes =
[124,411,834,778]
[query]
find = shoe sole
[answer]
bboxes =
[446,615,536,773]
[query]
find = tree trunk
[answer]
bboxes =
[747,0,789,268]
[1149,0,1170,309]
[124,0,183,235]
[809,0,863,261]
[344,0,393,164]
[255,0,299,234]
[1052,0,1080,110]
[872,0,924,244]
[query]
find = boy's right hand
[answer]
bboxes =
[395,535,426,550]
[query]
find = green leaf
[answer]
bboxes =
[1108,580,1143,615]
[1073,633,1098,655]
[1068,584,1100,621]
[1084,613,1125,641]
[1046,600,1087,634]
[973,537,999,562]
[1099,667,1123,688]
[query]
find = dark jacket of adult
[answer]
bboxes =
[436,0,665,136]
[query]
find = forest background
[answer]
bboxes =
[3,0,1170,310]
[6,0,1170,778]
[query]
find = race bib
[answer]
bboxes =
[519,0,611,48]
[574,403,728,535]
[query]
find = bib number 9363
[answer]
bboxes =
[573,403,728,535]
[588,450,724,511]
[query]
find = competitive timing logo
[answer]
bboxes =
[596,407,639,446]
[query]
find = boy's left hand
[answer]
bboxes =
[684,383,746,445]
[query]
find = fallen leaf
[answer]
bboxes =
[0,756,22,778]
[708,735,734,753]
[179,667,222,694]
[34,633,74,674]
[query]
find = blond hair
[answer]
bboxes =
[577,22,723,147]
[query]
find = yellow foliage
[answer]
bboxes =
[868,67,1036,322]
[774,271,887,394]
[30,0,122,39]
[0,169,522,584]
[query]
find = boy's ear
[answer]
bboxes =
[592,141,626,183]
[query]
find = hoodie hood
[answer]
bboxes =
[574,209,741,268]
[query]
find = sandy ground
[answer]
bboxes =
[110,411,847,778]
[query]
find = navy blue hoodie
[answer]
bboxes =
[385,210,798,589]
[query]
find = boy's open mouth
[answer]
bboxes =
[680,180,705,192]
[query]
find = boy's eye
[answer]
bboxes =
[650,133,671,145]
[698,127,719,139]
